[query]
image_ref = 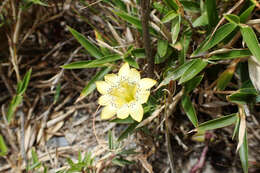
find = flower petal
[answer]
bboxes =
[104,74,119,85]
[136,90,150,104]
[129,103,143,122]
[96,81,110,94]
[119,62,130,78]
[117,105,130,119]
[138,78,157,90]
[98,95,112,106]
[101,105,116,119]
[129,69,141,82]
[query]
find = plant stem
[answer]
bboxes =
[140,0,154,77]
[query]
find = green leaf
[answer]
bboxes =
[181,94,198,127]
[179,59,208,84]
[131,48,146,59]
[239,131,248,173]
[240,25,260,64]
[216,69,235,91]
[158,40,168,57]
[171,15,181,45]
[78,67,111,100]
[153,2,170,15]
[227,88,258,105]
[108,130,114,150]
[178,29,192,65]
[205,0,218,27]
[0,135,8,156]
[192,23,237,56]
[118,122,138,141]
[184,75,204,93]
[224,14,240,24]
[158,59,196,88]
[113,10,157,36]
[111,0,127,11]
[118,149,138,155]
[161,10,178,23]
[208,49,251,60]
[163,0,178,11]
[31,148,39,163]
[197,113,238,132]
[53,83,61,104]
[192,12,208,27]
[67,26,103,59]
[240,5,255,23]
[17,68,32,95]
[62,54,121,69]
[232,117,240,140]
[7,95,23,123]
[112,158,135,167]
[124,56,139,69]
[29,0,48,6]
[180,0,200,12]
[155,46,173,64]
[110,116,135,124]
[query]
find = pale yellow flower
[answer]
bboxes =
[95,63,156,122]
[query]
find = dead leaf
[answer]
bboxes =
[236,106,246,151]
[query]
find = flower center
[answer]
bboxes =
[110,81,137,107]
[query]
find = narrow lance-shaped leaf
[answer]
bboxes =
[184,75,204,94]
[113,10,157,36]
[161,10,178,23]
[158,40,168,57]
[240,25,260,64]
[180,0,200,12]
[192,23,237,56]
[17,68,32,94]
[206,0,218,27]
[157,59,197,88]
[76,67,111,102]
[208,49,251,61]
[196,113,238,132]
[171,15,181,45]
[118,122,138,141]
[108,130,114,150]
[181,94,198,127]
[179,59,208,84]
[240,5,255,23]
[163,0,178,11]
[62,54,122,69]
[67,26,103,59]
[239,131,248,173]
[227,88,258,105]
[179,29,192,65]
[216,59,239,91]
[224,14,240,24]
[0,135,8,156]
[232,117,240,140]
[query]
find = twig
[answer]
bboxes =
[140,0,154,77]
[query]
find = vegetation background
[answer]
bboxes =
[0,0,260,172]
